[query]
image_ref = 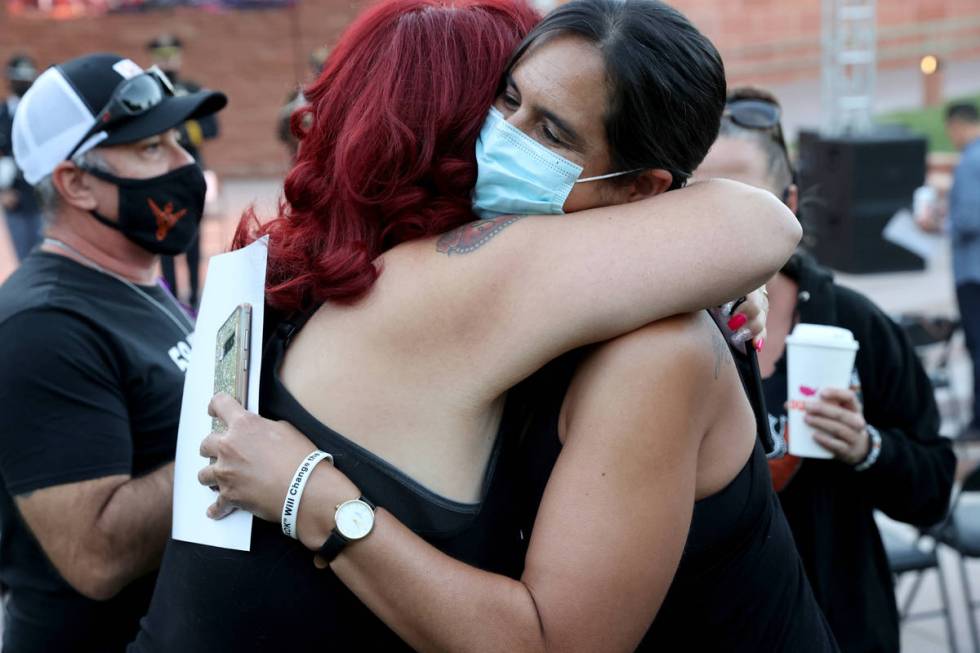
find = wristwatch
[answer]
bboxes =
[317,497,376,564]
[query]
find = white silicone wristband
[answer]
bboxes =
[281,449,333,539]
[854,426,882,472]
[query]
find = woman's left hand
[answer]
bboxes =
[715,286,768,352]
[198,393,318,521]
[803,387,870,465]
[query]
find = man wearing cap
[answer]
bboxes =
[0,54,41,261]
[147,34,220,308]
[944,102,980,441]
[0,52,225,652]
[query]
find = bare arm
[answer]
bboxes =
[502,181,797,341]
[16,462,173,600]
[382,179,798,392]
[202,317,714,651]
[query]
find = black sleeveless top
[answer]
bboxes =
[129,309,526,652]
[515,341,840,652]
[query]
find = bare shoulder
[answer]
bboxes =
[581,312,720,385]
[375,216,534,308]
[560,313,724,444]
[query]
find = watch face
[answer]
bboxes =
[335,500,374,540]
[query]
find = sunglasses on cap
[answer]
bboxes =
[723,97,796,200]
[723,98,782,130]
[68,66,176,159]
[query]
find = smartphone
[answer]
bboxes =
[212,303,252,433]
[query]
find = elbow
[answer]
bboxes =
[900,496,953,529]
[779,206,803,258]
[498,582,548,653]
[66,562,127,601]
[886,461,957,528]
[755,189,802,272]
[62,537,131,601]
[716,179,801,283]
[918,451,959,526]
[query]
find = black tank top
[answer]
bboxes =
[130,309,526,652]
[515,338,840,652]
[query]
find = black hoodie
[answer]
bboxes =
[763,254,956,653]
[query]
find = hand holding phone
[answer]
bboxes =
[212,303,252,433]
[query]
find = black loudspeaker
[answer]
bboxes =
[797,128,928,274]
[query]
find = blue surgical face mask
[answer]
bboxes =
[472,106,638,219]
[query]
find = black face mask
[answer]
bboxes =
[85,163,207,256]
[10,81,31,98]
[161,69,179,86]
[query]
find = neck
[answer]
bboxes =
[43,212,159,285]
[767,271,799,303]
[964,128,980,149]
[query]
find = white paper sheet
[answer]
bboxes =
[172,237,268,551]
[882,208,944,263]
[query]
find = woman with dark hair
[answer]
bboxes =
[698,86,955,653]
[131,0,815,651]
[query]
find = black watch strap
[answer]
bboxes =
[317,529,349,563]
[316,496,375,564]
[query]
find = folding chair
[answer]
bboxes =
[936,464,980,653]
[883,526,957,652]
[897,314,964,436]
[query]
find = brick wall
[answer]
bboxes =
[2,0,979,177]
[0,0,367,176]
[680,0,980,83]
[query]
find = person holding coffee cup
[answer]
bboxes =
[696,86,957,653]
[784,324,862,461]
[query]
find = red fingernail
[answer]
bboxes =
[727,314,748,331]
[755,338,765,352]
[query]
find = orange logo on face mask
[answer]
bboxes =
[148,198,188,241]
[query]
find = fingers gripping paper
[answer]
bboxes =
[172,237,268,551]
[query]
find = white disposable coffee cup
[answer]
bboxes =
[913,185,937,221]
[785,324,860,459]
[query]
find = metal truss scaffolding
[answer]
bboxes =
[822,0,877,135]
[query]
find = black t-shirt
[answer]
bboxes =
[0,252,192,653]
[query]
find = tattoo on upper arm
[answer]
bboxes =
[436,215,526,256]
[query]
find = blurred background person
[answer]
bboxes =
[147,34,221,309]
[942,102,980,441]
[277,46,328,161]
[0,54,41,262]
[696,86,956,653]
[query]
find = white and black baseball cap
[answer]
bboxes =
[12,52,226,185]
[6,55,37,82]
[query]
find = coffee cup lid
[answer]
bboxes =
[785,323,859,351]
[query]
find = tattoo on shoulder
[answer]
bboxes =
[436,215,526,256]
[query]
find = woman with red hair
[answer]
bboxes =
[246,0,544,313]
[132,0,810,651]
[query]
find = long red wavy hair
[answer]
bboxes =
[234,0,539,311]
